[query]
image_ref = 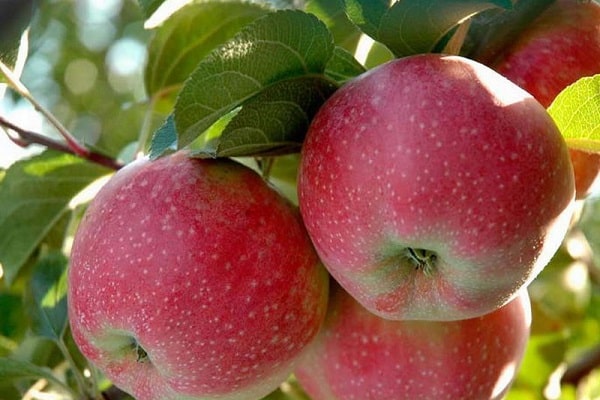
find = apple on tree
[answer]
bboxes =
[295,283,531,400]
[298,53,575,321]
[67,151,329,400]
[493,0,600,200]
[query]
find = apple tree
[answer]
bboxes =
[1,0,600,399]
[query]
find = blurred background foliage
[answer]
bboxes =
[2,1,600,400]
[1,0,150,168]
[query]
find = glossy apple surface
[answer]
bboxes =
[494,0,600,199]
[295,284,531,400]
[68,151,329,400]
[298,54,574,320]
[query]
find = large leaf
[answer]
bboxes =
[344,0,512,57]
[324,46,366,83]
[0,294,26,356]
[215,76,337,157]
[306,0,362,51]
[0,0,36,75]
[461,0,555,64]
[145,1,270,97]
[343,0,388,40]
[154,10,337,156]
[26,251,69,341]
[547,75,600,153]
[137,0,166,19]
[0,356,69,391]
[0,151,112,285]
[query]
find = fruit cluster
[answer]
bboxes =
[67,1,600,399]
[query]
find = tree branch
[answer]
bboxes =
[0,115,123,170]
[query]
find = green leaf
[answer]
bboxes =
[145,1,270,96]
[324,46,366,84]
[149,115,178,159]
[26,251,69,341]
[0,294,26,355]
[306,0,361,51]
[344,0,512,57]
[547,75,600,153]
[0,0,36,73]
[137,0,165,19]
[461,0,555,65]
[0,151,112,285]
[379,0,513,57]
[343,0,389,40]
[0,356,69,391]
[215,76,337,157]
[174,9,336,149]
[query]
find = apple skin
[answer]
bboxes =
[68,151,329,400]
[295,284,531,400]
[298,54,574,321]
[493,0,600,200]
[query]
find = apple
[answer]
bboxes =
[493,0,600,199]
[67,151,329,400]
[298,54,575,321]
[295,283,531,400]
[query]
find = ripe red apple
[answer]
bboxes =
[68,151,329,400]
[298,54,575,321]
[493,0,600,199]
[295,283,531,400]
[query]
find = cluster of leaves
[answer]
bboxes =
[0,0,600,399]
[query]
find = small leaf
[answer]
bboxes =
[26,251,69,341]
[0,151,111,285]
[378,0,513,57]
[547,75,600,153]
[325,46,366,84]
[174,9,336,148]
[0,356,69,390]
[149,115,178,159]
[145,1,270,96]
[216,76,337,157]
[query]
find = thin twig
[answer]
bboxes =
[0,115,123,170]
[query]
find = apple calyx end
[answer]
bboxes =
[406,248,437,276]
[132,339,149,364]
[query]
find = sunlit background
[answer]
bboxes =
[0,0,149,168]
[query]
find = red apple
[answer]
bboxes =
[298,54,574,321]
[68,151,329,400]
[493,0,600,199]
[295,284,531,400]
